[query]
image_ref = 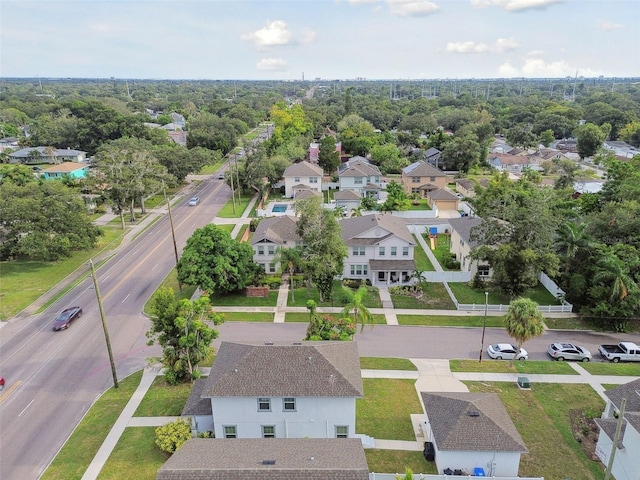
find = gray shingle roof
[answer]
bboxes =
[402,160,447,177]
[421,392,527,453]
[156,438,369,480]
[284,161,323,177]
[369,259,416,271]
[594,417,628,448]
[426,189,459,201]
[181,379,212,416]
[447,217,482,246]
[334,190,362,201]
[9,146,86,157]
[340,214,415,246]
[604,378,640,413]
[338,157,381,177]
[455,179,475,190]
[251,216,300,246]
[202,342,363,398]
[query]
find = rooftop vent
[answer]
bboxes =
[262,460,276,465]
[468,410,480,417]
[264,341,274,345]
[293,342,302,345]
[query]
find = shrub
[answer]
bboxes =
[263,275,282,289]
[155,419,192,453]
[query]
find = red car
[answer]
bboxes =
[52,306,83,331]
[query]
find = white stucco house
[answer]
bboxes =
[595,379,640,480]
[338,156,383,196]
[283,161,323,198]
[340,214,416,286]
[447,217,490,279]
[251,215,300,274]
[187,341,363,439]
[421,392,528,477]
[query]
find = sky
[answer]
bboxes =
[1,0,639,80]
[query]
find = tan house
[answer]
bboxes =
[455,179,476,198]
[402,160,451,196]
[447,217,489,278]
[426,189,459,211]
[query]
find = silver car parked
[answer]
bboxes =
[547,342,592,362]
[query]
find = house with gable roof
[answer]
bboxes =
[335,189,363,213]
[488,153,538,173]
[338,156,383,196]
[251,216,300,274]
[340,214,416,286]
[283,161,323,198]
[42,162,89,180]
[401,160,451,197]
[447,217,490,278]
[194,341,363,440]
[421,392,528,476]
[594,378,640,480]
[9,146,87,165]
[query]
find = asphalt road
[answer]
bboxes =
[0,176,231,480]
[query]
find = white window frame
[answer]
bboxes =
[267,245,275,255]
[258,397,271,412]
[335,425,349,438]
[402,246,409,256]
[257,246,264,255]
[354,177,363,184]
[223,425,237,438]
[412,176,420,183]
[309,177,318,184]
[391,246,397,256]
[353,246,365,256]
[379,247,385,256]
[283,397,296,412]
[262,425,276,438]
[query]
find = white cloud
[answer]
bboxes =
[494,37,521,53]
[242,20,293,48]
[256,58,289,71]
[498,58,603,77]
[598,21,623,31]
[300,28,317,44]
[387,0,440,16]
[498,62,520,77]
[526,49,545,57]
[446,41,489,53]
[470,0,564,12]
[344,0,381,4]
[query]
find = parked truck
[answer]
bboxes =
[598,342,640,362]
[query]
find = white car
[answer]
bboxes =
[487,343,528,360]
[188,196,200,206]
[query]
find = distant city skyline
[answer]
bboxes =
[1,0,638,81]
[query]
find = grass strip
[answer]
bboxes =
[41,371,142,480]
[133,377,193,417]
[285,312,386,324]
[365,450,436,476]
[97,427,168,480]
[360,357,418,371]
[450,359,578,374]
[216,193,255,218]
[578,362,640,376]
[397,314,503,327]
[222,312,274,322]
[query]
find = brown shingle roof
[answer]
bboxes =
[340,214,415,246]
[421,392,527,452]
[334,190,362,201]
[426,189,459,201]
[339,157,381,177]
[402,160,448,178]
[284,161,323,177]
[202,342,363,398]
[156,438,369,480]
[43,162,87,173]
[251,216,300,246]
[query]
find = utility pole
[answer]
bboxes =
[479,291,489,362]
[163,182,182,291]
[89,259,119,389]
[604,397,626,480]
[230,156,237,215]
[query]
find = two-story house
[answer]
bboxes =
[341,214,415,286]
[447,217,489,278]
[401,160,451,197]
[251,216,300,274]
[196,341,364,439]
[42,162,90,180]
[595,379,640,480]
[283,161,323,198]
[338,156,383,196]
[9,146,87,164]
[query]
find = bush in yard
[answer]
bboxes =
[155,418,192,453]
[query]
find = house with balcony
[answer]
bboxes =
[251,215,300,274]
[194,341,363,440]
[421,392,528,476]
[283,161,323,198]
[340,214,415,286]
[42,162,90,180]
[9,146,87,164]
[594,379,640,480]
[338,156,383,196]
[401,160,451,197]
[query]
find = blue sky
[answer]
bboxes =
[1,0,638,80]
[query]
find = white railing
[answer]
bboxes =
[369,474,543,480]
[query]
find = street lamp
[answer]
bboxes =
[479,291,489,363]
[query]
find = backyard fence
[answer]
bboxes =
[369,474,544,480]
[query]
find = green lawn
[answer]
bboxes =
[429,234,455,270]
[0,226,125,320]
[288,283,382,309]
[216,193,255,218]
[223,311,274,322]
[208,290,278,307]
[448,281,560,305]
[198,160,225,175]
[544,317,598,330]
[579,362,640,376]
[466,382,605,480]
[412,235,435,271]
[143,269,198,316]
[356,379,422,441]
[41,372,142,480]
[214,223,235,234]
[390,283,455,310]
[360,357,418,370]
[408,199,432,210]
[97,427,168,480]
[450,359,578,374]
[365,450,436,476]
[133,377,193,417]
[397,314,504,327]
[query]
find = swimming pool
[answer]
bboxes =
[272,204,288,213]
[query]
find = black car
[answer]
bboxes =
[52,306,83,331]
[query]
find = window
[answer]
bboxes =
[350,265,368,276]
[258,397,271,412]
[411,188,419,194]
[402,247,409,256]
[391,247,397,256]
[294,177,300,182]
[354,177,363,184]
[412,176,420,183]
[352,246,365,256]
[336,426,349,438]
[267,246,275,255]
[478,265,490,277]
[310,177,318,184]
[223,426,237,439]
[379,247,385,256]
[429,176,436,182]
[262,425,276,438]
[257,246,264,255]
[283,397,296,411]
[269,263,276,273]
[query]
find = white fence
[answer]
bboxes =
[370,474,543,480]
[424,271,472,283]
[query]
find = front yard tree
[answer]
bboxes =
[295,196,348,302]
[318,135,340,173]
[341,284,373,332]
[177,224,257,295]
[574,123,606,159]
[502,298,545,360]
[155,419,192,453]
[147,287,223,384]
[275,246,302,302]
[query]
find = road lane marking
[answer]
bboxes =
[18,398,35,417]
[121,294,131,304]
[0,380,22,403]
[152,263,158,271]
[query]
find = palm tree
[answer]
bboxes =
[555,220,592,273]
[593,255,637,301]
[396,468,414,480]
[502,298,545,360]
[411,269,426,293]
[274,246,302,302]
[341,284,373,332]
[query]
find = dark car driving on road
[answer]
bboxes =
[52,306,83,331]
